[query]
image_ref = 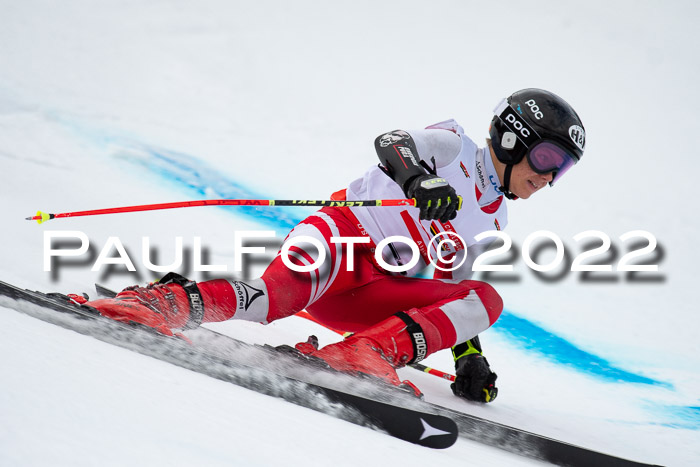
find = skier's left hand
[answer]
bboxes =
[450,353,498,403]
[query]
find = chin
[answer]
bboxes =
[514,189,533,199]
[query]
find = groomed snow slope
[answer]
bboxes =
[1,1,699,465]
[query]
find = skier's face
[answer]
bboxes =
[509,157,553,199]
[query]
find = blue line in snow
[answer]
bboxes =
[119,144,308,232]
[118,141,666,388]
[656,405,700,429]
[491,311,668,387]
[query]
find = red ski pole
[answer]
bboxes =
[25,198,420,224]
[407,362,456,382]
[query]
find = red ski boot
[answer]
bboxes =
[311,310,445,397]
[77,272,251,340]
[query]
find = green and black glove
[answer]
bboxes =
[405,174,461,223]
[450,336,498,403]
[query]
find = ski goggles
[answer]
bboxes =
[526,141,577,186]
[493,99,577,186]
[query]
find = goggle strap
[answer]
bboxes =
[493,98,541,148]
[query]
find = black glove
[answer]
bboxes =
[405,174,461,223]
[451,353,498,403]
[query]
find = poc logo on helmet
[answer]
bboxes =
[569,125,585,151]
[525,99,544,120]
[505,113,531,138]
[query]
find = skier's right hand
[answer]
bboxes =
[405,174,462,223]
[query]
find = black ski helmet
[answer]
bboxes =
[489,88,585,196]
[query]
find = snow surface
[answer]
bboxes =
[1,1,699,465]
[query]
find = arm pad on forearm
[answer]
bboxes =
[374,130,427,194]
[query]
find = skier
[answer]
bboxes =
[84,88,586,402]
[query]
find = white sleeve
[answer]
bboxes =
[408,129,462,169]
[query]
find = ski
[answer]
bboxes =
[0,279,661,465]
[0,279,457,449]
[182,325,663,467]
[94,284,663,466]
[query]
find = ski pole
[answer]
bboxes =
[295,311,456,382]
[25,198,421,224]
[406,362,456,382]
